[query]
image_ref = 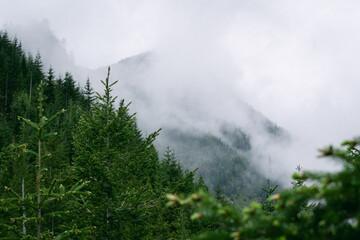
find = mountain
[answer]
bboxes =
[3,22,290,205]
[92,53,290,204]
[3,20,91,85]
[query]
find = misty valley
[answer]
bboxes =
[1,28,360,240]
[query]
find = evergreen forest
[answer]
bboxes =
[1,31,360,240]
[0,31,209,239]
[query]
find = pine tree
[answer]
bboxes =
[160,147,184,192]
[44,67,56,108]
[73,67,161,239]
[83,78,94,110]
[0,81,89,239]
[63,72,79,108]
[260,178,278,215]
[0,32,219,238]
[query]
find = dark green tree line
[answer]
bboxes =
[0,32,212,239]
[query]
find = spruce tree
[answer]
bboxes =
[0,81,89,239]
[83,78,94,110]
[73,67,161,239]
[260,178,278,215]
[44,67,56,108]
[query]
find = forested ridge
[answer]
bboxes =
[2,31,360,240]
[0,31,212,239]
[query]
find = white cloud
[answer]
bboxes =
[1,0,360,179]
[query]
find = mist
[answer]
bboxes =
[2,0,360,184]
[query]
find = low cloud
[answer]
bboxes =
[1,0,359,184]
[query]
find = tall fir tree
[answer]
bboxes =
[73,67,161,239]
[83,77,94,110]
[0,81,89,239]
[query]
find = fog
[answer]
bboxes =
[2,0,360,183]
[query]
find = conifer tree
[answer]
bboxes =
[73,67,161,239]
[18,81,62,239]
[44,67,56,107]
[0,32,218,238]
[83,78,94,110]
[160,147,184,192]
[0,81,89,239]
[63,72,78,108]
[260,178,278,215]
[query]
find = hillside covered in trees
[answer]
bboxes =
[0,31,214,239]
[93,51,290,206]
[2,30,360,240]
[4,21,292,206]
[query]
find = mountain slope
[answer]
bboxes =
[3,23,290,205]
[91,52,290,205]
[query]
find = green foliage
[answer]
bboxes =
[160,147,197,194]
[156,148,213,239]
[164,128,266,207]
[260,179,278,215]
[83,78,94,110]
[173,139,360,239]
[291,165,305,189]
[0,32,213,237]
[71,68,213,239]
[0,81,90,239]
[73,68,162,238]
[1,31,313,239]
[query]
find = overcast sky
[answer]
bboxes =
[2,0,360,173]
